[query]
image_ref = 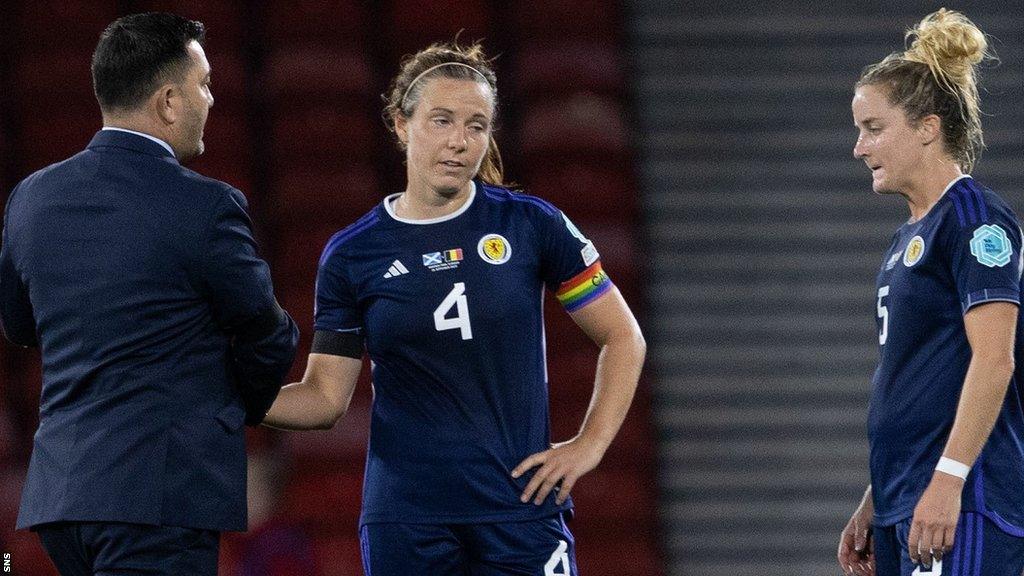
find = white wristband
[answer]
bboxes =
[936,457,970,480]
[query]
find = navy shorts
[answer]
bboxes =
[873,511,1024,576]
[360,513,578,576]
[34,521,220,576]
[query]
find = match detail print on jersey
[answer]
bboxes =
[422,248,463,272]
[970,224,1012,268]
[556,262,612,312]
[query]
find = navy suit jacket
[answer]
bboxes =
[0,130,299,531]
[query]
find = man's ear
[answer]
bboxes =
[153,83,179,125]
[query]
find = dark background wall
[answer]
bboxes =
[0,1,655,575]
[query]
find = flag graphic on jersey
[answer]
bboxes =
[556,262,611,311]
[422,248,463,272]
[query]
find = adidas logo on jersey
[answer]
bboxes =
[383,260,409,278]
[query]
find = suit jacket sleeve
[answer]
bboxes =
[0,187,38,347]
[199,188,299,424]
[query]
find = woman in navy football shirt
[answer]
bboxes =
[263,41,646,576]
[839,9,1024,576]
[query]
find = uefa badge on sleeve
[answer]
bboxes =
[970,224,1012,268]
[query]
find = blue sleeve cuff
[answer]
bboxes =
[961,288,1021,314]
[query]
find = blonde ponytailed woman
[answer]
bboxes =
[839,9,1024,576]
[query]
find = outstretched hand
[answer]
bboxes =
[511,436,606,506]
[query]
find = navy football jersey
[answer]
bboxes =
[315,182,613,525]
[869,175,1024,533]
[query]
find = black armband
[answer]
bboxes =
[311,329,364,359]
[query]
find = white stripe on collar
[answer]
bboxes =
[384,181,476,225]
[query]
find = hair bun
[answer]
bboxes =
[904,8,988,87]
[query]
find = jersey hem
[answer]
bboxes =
[872,507,914,527]
[974,469,1024,537]
[359,502,574,527]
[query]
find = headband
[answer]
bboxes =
[400,62,490,108]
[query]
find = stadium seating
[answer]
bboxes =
[382,0,491,60]
[135,0,249,44]
[0,1,658,574]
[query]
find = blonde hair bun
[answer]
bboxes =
[904,8,988,92]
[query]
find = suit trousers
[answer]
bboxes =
[34,521,219,576]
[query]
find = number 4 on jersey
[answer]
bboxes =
[545,540,571,576]
[434,282,473,340]
[912,559,941,575]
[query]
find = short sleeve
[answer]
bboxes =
[949,203,1023,314]
[538,207,614,312]
[314,242,362,333]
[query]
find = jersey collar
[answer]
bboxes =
[383,181,477,225]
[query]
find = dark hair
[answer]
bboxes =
[857,8,991,172]
[91,12,206,113]
[383,41,506,186]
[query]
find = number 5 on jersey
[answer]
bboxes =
[434,282,473,340]
[877,285,889,346]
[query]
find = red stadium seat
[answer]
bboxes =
[521,162,635,219]
[187,107,255,192]
[280,285,315,336]
[263,0,367,47]
[15,1,119,46]
[269,106,380,165]
[203,49,248,107]
[268,163,382,226]
[541,297,593,352]
[510,0,619,42]
[281,469,363,531]
[570,468,657,529]
[271,224,343,287]
[511,42,626,104]
[261,46,375,107]
[312,534,364,576]
[134,0,247,45]
[280,392,371,469]
[383,0,491,61]
[518,95,630,165]
[12,48,96,111]
[18,108,100,174]
[575,538,662,576]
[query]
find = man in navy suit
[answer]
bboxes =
[0,13,298,575]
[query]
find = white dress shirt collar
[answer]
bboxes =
[101,126,176,157]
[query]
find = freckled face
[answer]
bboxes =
[396,77,494,198]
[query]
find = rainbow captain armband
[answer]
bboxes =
[556,262,613,312]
